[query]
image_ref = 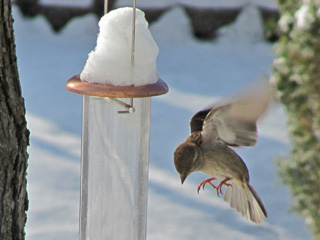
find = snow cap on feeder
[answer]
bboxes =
[80,7,159,86]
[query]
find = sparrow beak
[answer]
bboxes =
[180,173,187,185]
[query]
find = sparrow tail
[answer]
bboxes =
[223,180,267,224]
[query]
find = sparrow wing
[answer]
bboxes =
[201,93,270,147]
[190,109,211,133]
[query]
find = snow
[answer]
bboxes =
[150,7,194,45]
[40,0,90,7]
[295,3,314,30]
[217,4,265,43]
[80,7,159,86]
[12,2,312,240]
[278,13,294,33]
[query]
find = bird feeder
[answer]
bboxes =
[65,2,168,240]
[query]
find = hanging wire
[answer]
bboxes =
[104,0,136,71]
[131,0,136,68]
[104,0,108,14]
[102,0,136,114]
[103,0,136,67]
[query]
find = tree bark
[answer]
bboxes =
[0,0,29,239]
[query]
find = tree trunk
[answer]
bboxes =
[0,0,30,239]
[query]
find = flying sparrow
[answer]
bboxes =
[174,90,270,224]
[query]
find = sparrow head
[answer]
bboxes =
[174,142,201,184]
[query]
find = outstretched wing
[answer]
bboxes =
[200,92,270,147]
[190,109,211,133]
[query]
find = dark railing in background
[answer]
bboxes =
[13,0,280,41]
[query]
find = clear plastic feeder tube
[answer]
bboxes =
[80,95,151,240]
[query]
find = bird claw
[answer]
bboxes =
[216,178,232,197]
[197,177,217,194]
[197,177,232,197]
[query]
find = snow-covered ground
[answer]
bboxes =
[13,1,311,240]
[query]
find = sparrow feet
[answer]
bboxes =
[197,177,232,197]
[197,177,217,193]
[216,178,232,197]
